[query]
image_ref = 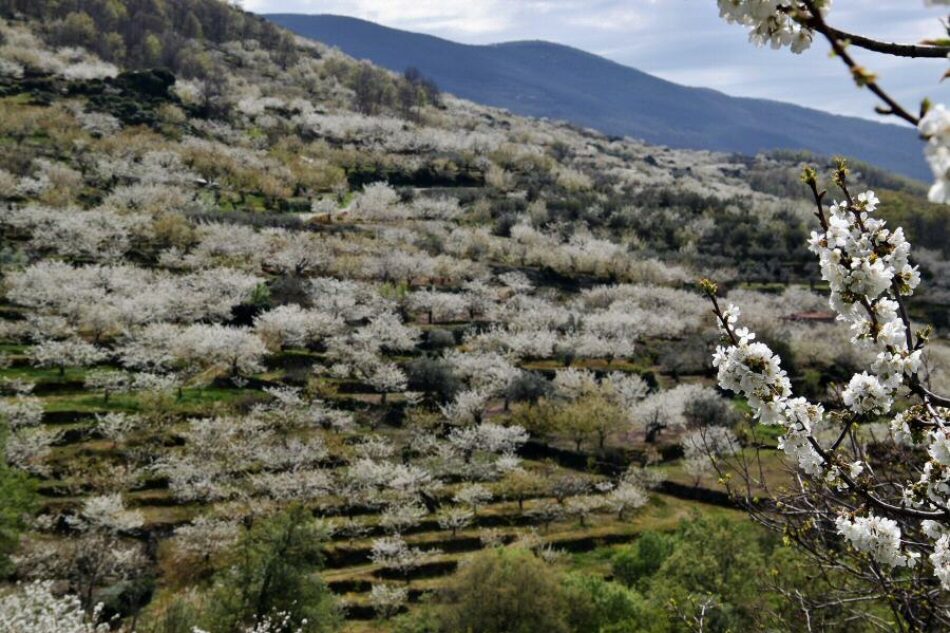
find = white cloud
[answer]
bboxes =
[566,7,648,31]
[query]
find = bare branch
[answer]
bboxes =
[799,0,921,126]
[803,19,950,59]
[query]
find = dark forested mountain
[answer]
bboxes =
[267,13,929,181]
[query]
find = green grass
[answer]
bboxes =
[0,365,92,383]
[40,386,266,414]
[520,359,647,372]
[340,190,356,208]
[568,544,617,575]
[659,447,789,493]
[748,423,783,445]
[41,393,143,414]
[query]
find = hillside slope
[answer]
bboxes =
[0,1,948,630]
[266,13,929,181]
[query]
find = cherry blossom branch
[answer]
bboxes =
[886,280,950,409]
[806,164,950,412]
[703,279,949,521]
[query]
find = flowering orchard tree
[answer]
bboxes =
[367,362,408,404]
[12,495,147,609]
[253,305,344,350]
[178,324,267,377]
[0,395,43,430]
[606,482,649,520]
[680,426,740,487]
[439,389,490,427]
[629,383,716,444]
[28,338,106,376]
[0,581,109,633]
[369,535,441,583]
[700,164,950,625]
[437,507,474,536]
[351,181,402,221]
[565,494,605,528]
[379,501,428,534]
[453,483,493,516]
[83,369,129,402]
[1,395,51,476]
[94,412,141,449]
[172,516,241,569]
[4,426,55,476]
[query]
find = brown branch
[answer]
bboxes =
[888,277,950,408]
[799,0,920,126]
[889,281,917,352]
[805,434,947,520]
[912,380,950,410]
[830,419,854,452]
[804,19,950,59]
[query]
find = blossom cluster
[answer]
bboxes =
[919,103,950,204]
[835,514,918,568]
[712,306,825,474]
[806,190,921,410]
[717,0,830,53]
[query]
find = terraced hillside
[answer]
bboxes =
[0,2,948,631]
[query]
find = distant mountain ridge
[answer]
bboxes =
[266,13,928,181]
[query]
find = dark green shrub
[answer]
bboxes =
[200,506,341,633]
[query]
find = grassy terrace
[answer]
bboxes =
[2,339,762,622]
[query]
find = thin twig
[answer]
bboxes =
[799,0,920,126]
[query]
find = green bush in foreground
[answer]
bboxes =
[199,506,341,633]
[393,515,889,633]
[0,425,37,577]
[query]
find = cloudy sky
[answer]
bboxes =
[243,0,950,122]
